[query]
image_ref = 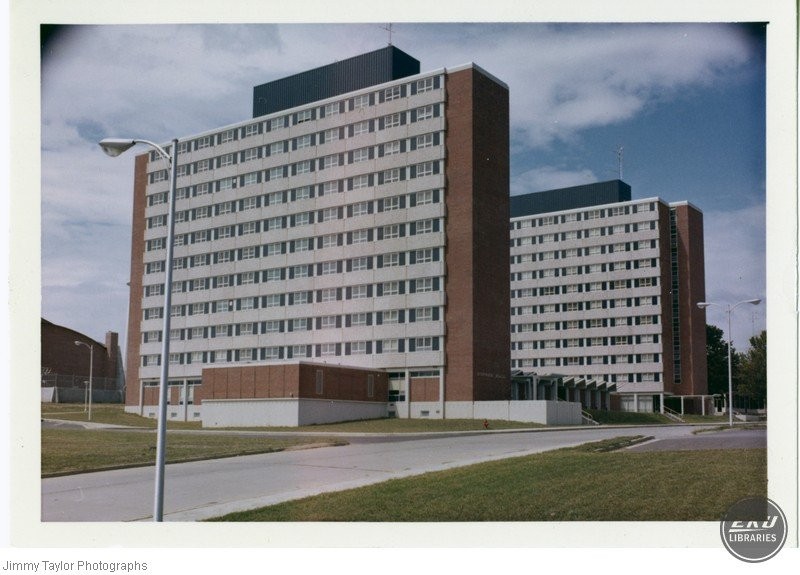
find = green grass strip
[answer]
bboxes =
[210,444,766,522]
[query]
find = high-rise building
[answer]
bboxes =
[510,180,708,413]
[125,46,511,423]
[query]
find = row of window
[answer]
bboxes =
[510,362,661,384]
[512,259,657,279]
[514,335,660,350]
[148,126,442,186]
[513,317,659,334]
[142,335,442,367]
[513,347,660,364]
[149,103,443,182]
[512,297,659,315]
[147,159,442,230]
[511,223,656,246]
[146,191,441,248]
[511,242,657,262]
[144,307,443,343]
[510,277,658,298]
[511,202,658,229]
[141,277,442,321]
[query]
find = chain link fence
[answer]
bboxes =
[41,373,123,403]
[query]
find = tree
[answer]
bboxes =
[706,324,737,396]
[737,330,767,407]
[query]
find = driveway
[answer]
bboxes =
[40,424,752,522]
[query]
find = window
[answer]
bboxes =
[324,102,340,116]
[353,94,370,109]
[240,271,256,284]
[294,238,312,253]
[415,307,433,322]
[240,297,255,311]
[588,319,604,329]
[266,216,283,231]
[384,85,402,101]
[320,288,338,302]
[323,128,339,142]
[220,153,235,167]
[264,268,282,282]
[351,285,369,299]
[292,291,310,305]
[383,168,400,183]
[322,154,339,169]
[382,224,401,239]
[416,105,435,121]
[415,161,435,177]
[416,77,434,93]
[296,109,312,124]
[382,339,399,353]
[292,345,309,358]
[292,318,309,331]
[348,230,369,245]
[143,355,160,366]
[294,212,311,227]
[240,221,258,236]
[351,313,369,326]
[240,196,258,211]
[415,219,435,234]
[196,159,210,173]
[264,294,282,308]
[414,278,434,292]
[267,191,284,205]
[243,148,259,162]
[320,343,338,357]
[270,117,285,130]
[352,148,371,163]
[414,337,434,351]
[382,281,400,296]
[320,315,338,329]
[382,252,401,268]
[295,160,311,174]
[351,256,370,270]
[414,248,434,263]
[266,242,282,256]
[216,275,231,288]
[383,196,402,211]
[416,133,435,149]
[382,310,400,324]
[383,140,401,156]
[321,234,338,249]
[268,166,284,180]
[351,201,371,217]
[243,123,260,138]
[350,341,368,355]
[292,264,310,278]
[352,174,370,189]
[264,347,281,360]
[263,320,281,333]
[384,113,402,129]
[352,121,370,136]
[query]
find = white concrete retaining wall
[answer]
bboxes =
[297,399,388,426]
[393,400,583,425]
[200,398,388,428]
[202,399,300,427]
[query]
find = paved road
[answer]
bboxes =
[627,427,766,452]
[41,425,761,522]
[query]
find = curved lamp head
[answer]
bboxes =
[99,138,137,157]
[697,302,712,309]
[743,298,762,306]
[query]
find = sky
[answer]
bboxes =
[37,21,769,360]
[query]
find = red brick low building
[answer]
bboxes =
[41,318,125,402]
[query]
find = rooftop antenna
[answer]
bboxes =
[616,146,624,180]
[381,23,394,45]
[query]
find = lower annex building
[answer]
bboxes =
[123,47,708,425]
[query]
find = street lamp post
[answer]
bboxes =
[99,137,179,522]
[73,341,93,420]
[697,298,761,427]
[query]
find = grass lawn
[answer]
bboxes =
[41,429,343,476]
[210,440,766,522]
[41,403,202,429]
